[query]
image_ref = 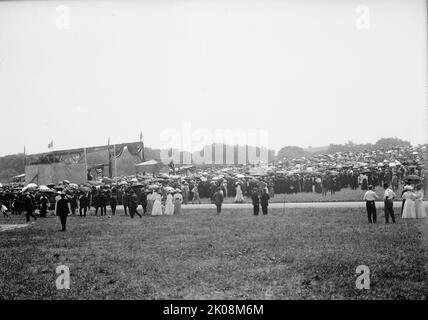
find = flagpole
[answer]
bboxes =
[84,147,88,182]
[113,144,117,179]
[140,132,143,161]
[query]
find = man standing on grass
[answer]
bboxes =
[383,183,396,224]
[24,192,37,223]
[212,187,224,214]
[260,189,270,215]
[56,193,70,231]
[363,185,378,223]
[251,188,260,216]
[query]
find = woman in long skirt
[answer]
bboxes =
[235,183,244,203]
[402,189,416,219]
[146,190,154,215]
[173,189,183,215]
[414,184,427,218]
[151,191,163,216]
[164,192,174,215]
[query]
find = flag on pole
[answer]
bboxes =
[48,140,53,149]
[140,131,143,141]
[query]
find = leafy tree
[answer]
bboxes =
[277,146,310,160]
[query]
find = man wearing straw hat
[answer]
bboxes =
[383,183,396,224]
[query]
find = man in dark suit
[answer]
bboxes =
[56,193,70,231]
[260,189,270,215]
[24,193,37,222]
[251,189,260,216]
[139,190,147,215]
[212,188,224,214]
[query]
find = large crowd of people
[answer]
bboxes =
[0,144,426,229]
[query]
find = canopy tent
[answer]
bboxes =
[135,160,168,174]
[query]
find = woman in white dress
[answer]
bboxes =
[173,189,183,215]
[151,190,163,216]
[164,191,174,215]
[402,188,416,219]
[235,183,244,203]
[414,184,427,219]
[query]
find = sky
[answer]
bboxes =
[0,0,426,156]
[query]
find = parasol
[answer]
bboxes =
[22,183,38,192]
[405,175,421,181]
[38,185,54,193]
[79,186,92,192]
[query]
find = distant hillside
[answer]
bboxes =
[303,146,329,153]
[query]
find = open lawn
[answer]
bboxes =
[0,207,427,300]
[199,187,428,204]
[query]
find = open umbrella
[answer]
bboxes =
[38,185,53,192]
[405,175,421,181]
[79,186,92,192]
[22,183,38,192]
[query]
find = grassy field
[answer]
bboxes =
[199,186,428,204]
[0,207,426,300]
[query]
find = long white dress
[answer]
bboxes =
[235,185,244,203]
[151,192,163,216]
[164,194,174,215]
[173,193,183,215]
[146,193,154,215]
[414,190,427,219]
[402,191,416,219]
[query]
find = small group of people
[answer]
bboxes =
[210,186,271,216]
[363,182,426,224]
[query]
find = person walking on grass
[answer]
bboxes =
[1,203,9,218]
[56,193,70,231]
[260,188,270,215]
[212,187,224,214]
[363,185,378,223]
[383,183,396,224]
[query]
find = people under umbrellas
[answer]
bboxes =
[363,185,378,223]
[260,188,270,215]
[383,183,396,223]
[212,187,224,214]
[56,193,70,231]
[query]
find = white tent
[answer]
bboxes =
[135,159,167,174]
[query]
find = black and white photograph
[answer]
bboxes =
[0,0,427,307]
